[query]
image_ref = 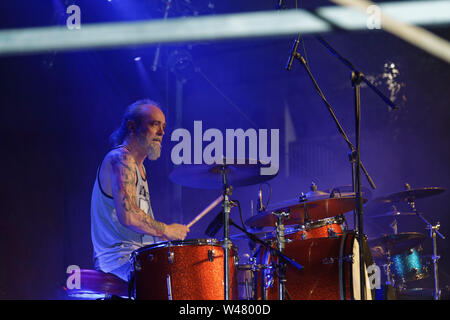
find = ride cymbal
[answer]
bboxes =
[373,187,445,204]
[169,160,277,189]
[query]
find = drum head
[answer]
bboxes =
[348,233,374,300]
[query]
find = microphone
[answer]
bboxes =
[205,210,224,237]
[285,36,300,71]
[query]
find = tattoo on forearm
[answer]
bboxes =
[141,215,166,236]
[111,150,166,237]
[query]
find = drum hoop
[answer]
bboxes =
[265,216,345,239]
[339,232,375,300]
[303,215,345,230]
[133,238,222,255]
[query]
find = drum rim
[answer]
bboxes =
[134,238,220,253]
[263,215,345,240]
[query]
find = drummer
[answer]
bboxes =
[90,99,190,281]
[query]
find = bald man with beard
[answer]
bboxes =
[91,99,189,281]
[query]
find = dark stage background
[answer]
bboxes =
[0,1,449,299]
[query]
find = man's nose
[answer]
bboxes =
[158,125,165,136]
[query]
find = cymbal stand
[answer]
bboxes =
[273,211,290,300]
[383,250,394,288]
[220,164,233,300]
[408,198,445,300]
[227,218,303,300]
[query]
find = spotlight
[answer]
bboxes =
[134,56,142,62]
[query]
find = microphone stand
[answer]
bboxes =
[286,33,397,299]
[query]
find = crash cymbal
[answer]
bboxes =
[373,187,445,204]
[245,195,365,228]
[369,232,426,257]
[169,160,277,189]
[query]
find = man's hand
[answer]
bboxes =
[162,223,190,241]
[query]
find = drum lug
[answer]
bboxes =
[322,254,353,265]
[264,266,274,289]
[343,254,354,263]
[168,251,175,264]
[134,260,142,271]
[208,249,215,262]
[234,253,239,266]
[327,227,338,238]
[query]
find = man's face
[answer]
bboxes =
[137,105,166,160]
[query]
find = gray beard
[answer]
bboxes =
[147,142,161,160]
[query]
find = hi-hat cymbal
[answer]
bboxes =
[369,232,426,258]
[245,194,365,228]
[373,187,445,204]
[169,160,277,189]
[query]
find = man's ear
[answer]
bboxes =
[126,120,137,135]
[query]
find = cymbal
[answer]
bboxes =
[326,185,373,200]
[373,187,445,204]
[229,228,274,240]
[169,160,277,189]
[369,210,417,219]
[369,232,426,258]
[245,194,365,228]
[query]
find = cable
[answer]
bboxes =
[232,199,246,230]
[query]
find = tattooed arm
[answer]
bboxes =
[108,149,188,240]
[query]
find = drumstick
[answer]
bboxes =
[187,195,224,228]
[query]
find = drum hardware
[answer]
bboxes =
[166,275,173,300]
[168,250,175,264]
[221,165,233,300]
[208,249,215,262]
[134,259,142,272]
[227,217,303,300]
[328,226,339,238]
[322,254,354,265]
[273,210,290,300]
[407,195,445,300]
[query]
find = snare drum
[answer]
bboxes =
[131,239,238,300]
[256,231,374,300]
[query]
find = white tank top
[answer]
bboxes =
[90,152,158,273]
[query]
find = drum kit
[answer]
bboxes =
[129,162,447,300]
